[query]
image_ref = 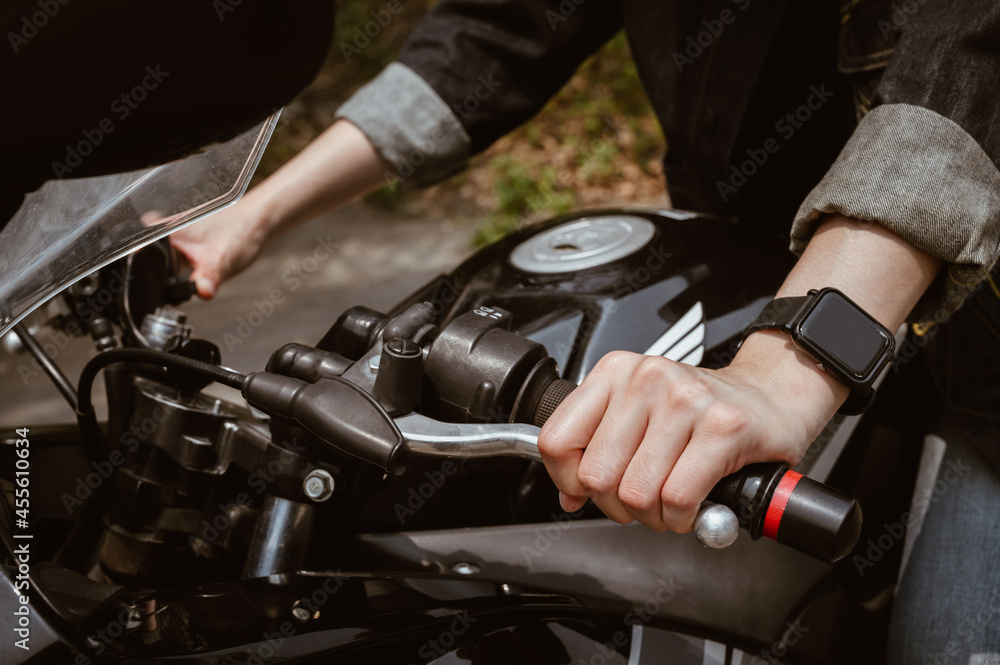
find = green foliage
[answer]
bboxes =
[471,30,659,245]
[473,156,575,246]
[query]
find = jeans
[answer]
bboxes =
[889,264,1000,663]
[889,411,1000,664]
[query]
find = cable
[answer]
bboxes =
[77,349,245,412]
[75,349,246,461]
[12,322,78,411]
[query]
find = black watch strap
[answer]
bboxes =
[742,294,811,337]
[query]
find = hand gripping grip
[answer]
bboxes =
[531,379,862,563]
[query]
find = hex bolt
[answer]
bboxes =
[303,469,335,502]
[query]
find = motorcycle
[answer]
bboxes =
[0,115,931,665]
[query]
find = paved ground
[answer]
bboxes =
[0,202,477,428]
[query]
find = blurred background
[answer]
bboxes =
[0,0,667,426]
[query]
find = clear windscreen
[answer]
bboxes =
[0,112,279,338]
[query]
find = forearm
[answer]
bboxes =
[734,214,941,419]
[245,119,388,244]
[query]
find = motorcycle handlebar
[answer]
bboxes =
[530,379,862,564]
[249,301,862,564]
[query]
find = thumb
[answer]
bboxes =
[190,272,217,300]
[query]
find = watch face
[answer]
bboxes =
[797,292,891,380]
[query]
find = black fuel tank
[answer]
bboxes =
[394,208,795,381]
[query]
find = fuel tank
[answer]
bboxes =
[393,208,794,381]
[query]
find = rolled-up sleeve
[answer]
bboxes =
[337,0,622,187]
[335,63,472,187]
[790,0,1000,320]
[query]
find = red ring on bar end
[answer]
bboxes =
[762,470,803,540]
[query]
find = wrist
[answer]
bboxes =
[728,329,848,421]
[239,187,282,252]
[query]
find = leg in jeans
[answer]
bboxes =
[889,410,1000,665]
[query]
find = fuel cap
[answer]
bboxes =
[509,215,656,274]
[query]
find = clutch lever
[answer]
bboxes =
[396,412,543,462]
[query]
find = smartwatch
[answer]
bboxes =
[742,288,895,415]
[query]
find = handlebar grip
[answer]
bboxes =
[532,379,577,427]
[528,377,862,563]
[708,463,862,563]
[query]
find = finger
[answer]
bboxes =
[559,492,587,513]
[661,421,751,533]
[617,414,694,531]
[575,392,649,524]
[172,240,221,300]
[537,384,608,500]
[140,210,166,227]
[660,441,731,533]
[661,402,757,532]
[538,353,639,497]
[191,273,217,300]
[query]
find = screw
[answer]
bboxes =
[291,601,311,622]
[303,469,335,502]
[451,562,480,575]
[124,605,142,630]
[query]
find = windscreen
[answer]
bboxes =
[0,112,279,338]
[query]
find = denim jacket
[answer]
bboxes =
[337,0,1000,416]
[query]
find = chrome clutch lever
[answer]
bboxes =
[395,412,542,462]
[393,413,739,550]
